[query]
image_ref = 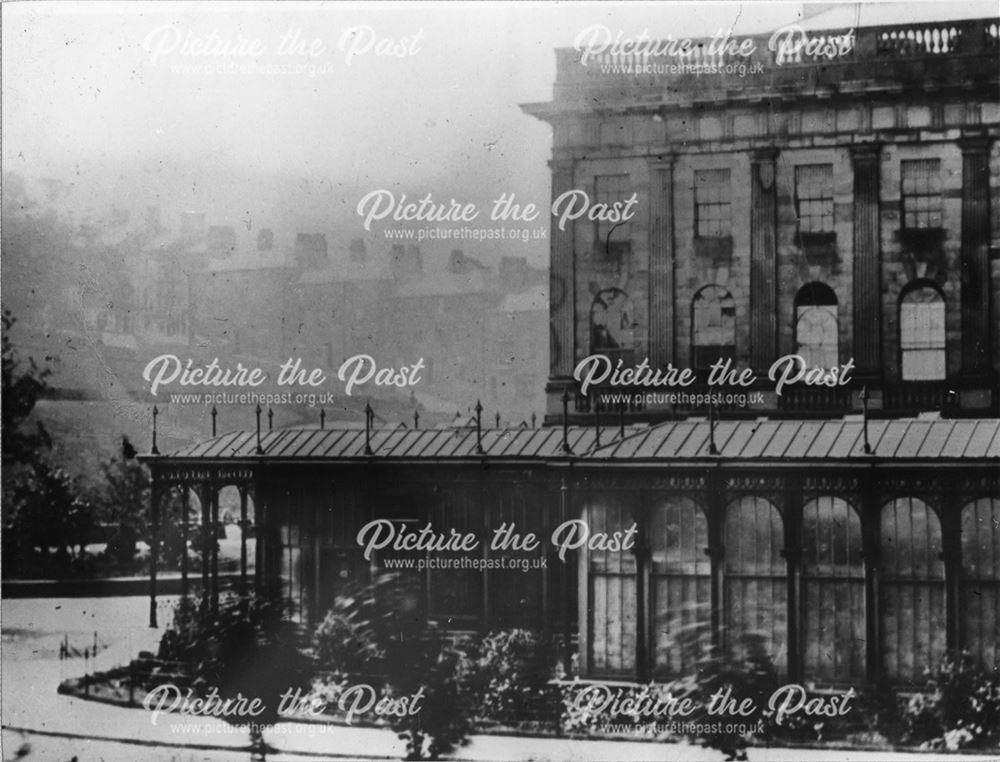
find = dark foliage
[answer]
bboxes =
[313,573,474,760]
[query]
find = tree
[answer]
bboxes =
[1,309,51,470]
[5,461,94,576]
[89,452,151,567]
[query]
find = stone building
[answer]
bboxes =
[520,10,1000,422]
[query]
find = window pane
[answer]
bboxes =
[587,497,638,676]
[795,165,834,234]
[651,497,711,676]
[590,288,635,365]
[595,174,632,255]
[900,286,945,380]
[901,159,942,229]
[801,497,865,682]
[880,498,946,682]
[796,304,838,367]
[695,169,732,238]
[693,286,735,367]
[960,498,1000,670]
[724,497,787,674]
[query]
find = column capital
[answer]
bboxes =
[548,156,576,172]
[957,130,993,155]
[849,141,883,160]
[649,152,677,171]
[751,146,780,163]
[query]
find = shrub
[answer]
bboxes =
[901,652,1000,750]
[463,629,562,728]
[313,573,474,760]
[158,592,313,752]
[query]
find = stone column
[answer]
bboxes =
[648,156,676,368]
[851,143,883,377]
[751,149,779,371]
[549,158,576,379]
[959,133,993,376]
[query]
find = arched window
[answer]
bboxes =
[801,497,865,682]
[880,498,946,681]
[590,288,635,364]
[960,498,1000,669]
[724,497,787,674]
[692,286,736,369]
[795,283,838,368]
[650,496,711,676]
[900,283,945,381]
[584,495,638,676]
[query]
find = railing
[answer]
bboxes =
[876,24,962,56]
[776,386,853,414]
[882,382,949,414]
[553,17,999,97]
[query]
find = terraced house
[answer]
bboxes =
[143,6,1000,690]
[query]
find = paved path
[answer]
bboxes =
[3,597,999,762]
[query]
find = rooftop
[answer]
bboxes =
[148,417,1000,464]
[523,14,999,116]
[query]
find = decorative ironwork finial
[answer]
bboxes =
[593,397,602,449]
[255,404,263,454]
[495,411,501,429]
[320,408,325,430]
[211,405,217,437]
[619,400,626,439]
[413,408,420,429]
[860,385,872,454]
[151,405,160,455]
[267,407,273,432]
[364,402,374,455]
[531,412,537,428]
[561,388,572,454]
[708,399,719,455]
[475,400,484,454]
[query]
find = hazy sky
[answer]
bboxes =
[3,1,986,264]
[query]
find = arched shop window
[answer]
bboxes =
[584,495,637,676]
[801,496,865,682]
[960,498,1000,670]
[880,498,946,681]
[795,283,839,368]
[649,496,711,676]
[724,496,787,674]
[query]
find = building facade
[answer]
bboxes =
[521,14,1000,422]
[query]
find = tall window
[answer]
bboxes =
[901,159,942,230]
[795,164,834,236]
[960,498,1000,670]
[591,288,634,364]
[650,497,711,677]
[801,497,865,682]
[428,492,481,627]
[795,283,839,367]
[692,286,736,369]
[724,497,788,675]
[900,282,946,380]
[694,169,732,238]
[585,496,638,676]
[490,486,546,629]
[880,498,946,682]
[594,174,632,258]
